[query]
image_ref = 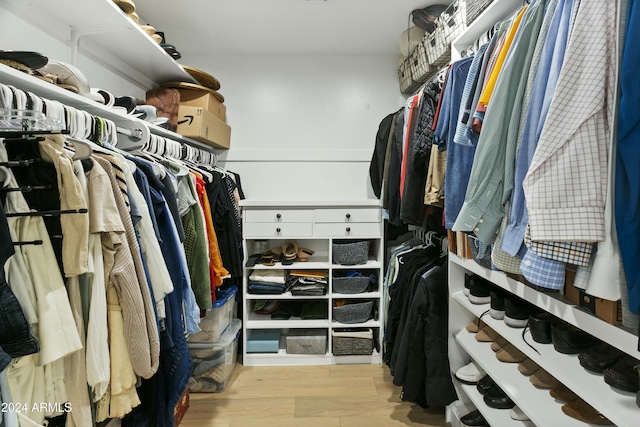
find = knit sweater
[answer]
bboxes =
[93,155,160,379]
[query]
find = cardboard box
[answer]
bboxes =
[177,89,226,121]
[177,106,231,149]
[564,270,622,326]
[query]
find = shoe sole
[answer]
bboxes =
[455,376,483,385]
[469,295,491,304]
[489,308,505,320]
[604,376,639,393]
[504,316,528,328]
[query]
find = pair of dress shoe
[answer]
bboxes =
[475,375,514,409]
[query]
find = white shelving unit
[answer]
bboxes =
[241,200,384,366]
[449,254,640,427]
[0,0,222,153]
[442,1,639,425]
[2,0,197,89]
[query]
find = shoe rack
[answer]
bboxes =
[447,253,640,427]
[240,200,384,366]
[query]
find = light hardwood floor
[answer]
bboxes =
[180,363,449,427]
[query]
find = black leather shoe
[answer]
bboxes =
[489,288,507,320]
[476,374,496,395]
[604,355,640,392]
[469,276,492,304]
[483,385,515,409]
[578,342,625,373]
[460,409,488,427]
[528,312,555,344]
[504,296,537,328]
[551,322,598,354]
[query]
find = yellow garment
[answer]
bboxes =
[106,285,141,419]
[478,6,527,107]
[201,186,229,287]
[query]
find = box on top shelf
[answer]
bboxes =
[177,88,226,121]
[188,286,238,343]
[177,105,231,149]
[187,318,241,393]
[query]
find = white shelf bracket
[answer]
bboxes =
[69,26,131,65]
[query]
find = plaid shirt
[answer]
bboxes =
[523,0,617,244]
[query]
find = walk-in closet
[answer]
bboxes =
[0,0,638,426]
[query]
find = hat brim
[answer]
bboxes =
[160,81,224,103]
[182,65,221,90]
[0,51,48,70]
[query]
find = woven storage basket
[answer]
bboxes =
[333,301,373,324]
[410,41,435,83]
[466,0,494,26]
[398,56,422,94]
[332,329,374,356]
[332,241,369,265]
[424,0,467,67]
[332,276,370,294]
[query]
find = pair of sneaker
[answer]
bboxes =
[464,273,536,328]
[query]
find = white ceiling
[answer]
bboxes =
[132,0,445,56]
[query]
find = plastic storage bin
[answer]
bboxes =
[187,318,241,393]
[286,329,327,354]
[188,286,237,343]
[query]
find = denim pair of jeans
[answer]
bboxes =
[0,201,39,371]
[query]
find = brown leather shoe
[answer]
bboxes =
[517,358,540,376]
[550,383,579,402]
[475,326,500,342]
[561,399,613,425]
[529,368,559,389]
[496,343,527,363]
[466,318,485,333]
[491,336,509,352]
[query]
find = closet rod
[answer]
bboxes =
[116,126,144,142]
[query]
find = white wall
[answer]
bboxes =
[0,4,406,202]
[183,54,404,201]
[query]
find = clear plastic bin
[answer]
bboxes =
[188,286,238,343]
[187,318,241,393]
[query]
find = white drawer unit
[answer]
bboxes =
[314,222,382,237]
[244,209,314,223]
[243,222,313,237]
[240,200,383,366]
[314,208,381,223]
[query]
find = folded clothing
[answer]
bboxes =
[249,269,286,284]
[248,281,285,295]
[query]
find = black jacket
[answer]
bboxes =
[391,263,457,408]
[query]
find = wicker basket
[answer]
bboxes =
[332,276,370,294]
[466,0,494,26]
[332,240,369,265]
[332,329,374,356]
[424,0,467,67]
[410,41,435,83]
[333,301,373,324]
[398,55,422,94]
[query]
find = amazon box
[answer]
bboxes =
[177,106,230,149]
[177,89,226,121]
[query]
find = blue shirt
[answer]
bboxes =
[439,57,474,228]
[501,0,575,256]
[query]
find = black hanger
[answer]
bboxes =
[6,208,88,218]
[13,240,43,246]
[0,185,54,193]
[0,158,42,167]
